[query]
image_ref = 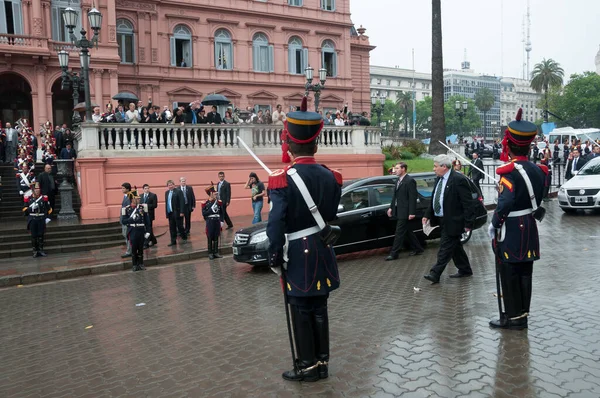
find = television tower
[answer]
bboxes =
[525,0,532,80]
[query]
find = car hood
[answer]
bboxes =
[235,222,267,235]
[562,175,600,190]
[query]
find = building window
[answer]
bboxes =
[321,39,337,77]
[288,36,307,75]
[321,0,335,11]
[116,19,134,64]
[170,24,192,67]
[0,0,23,34]
[214,28,233,70]
[50,0,80,41]
[252,33,274,73]
[288,0,302,6]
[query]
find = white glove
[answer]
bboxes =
[19,190,24,195]
[487,223,497,241]
[45,218,51,224]
[270,267,282,276]
[220,222,225,229]
[144,233,150,239]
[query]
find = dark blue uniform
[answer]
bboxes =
[121,205,150,271]
[24,194,52,257]
[201,198,223,259]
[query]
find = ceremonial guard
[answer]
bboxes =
[121,190,151,272]
[488,109,547,330]
[201,183,223,260]
[267,97,342,382]
[17,164,35,200]
[23,182,52,257]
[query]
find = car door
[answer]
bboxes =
[369,184,399,247]
[333,187,376,254]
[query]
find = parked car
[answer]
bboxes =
[232,173,489,266]
[466,144,499,160]
[557,157,600,213]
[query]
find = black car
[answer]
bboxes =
[465,144,500,160]
[232,173,489,266]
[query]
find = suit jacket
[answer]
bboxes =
[115,111,127,123]
[59,147,77,159]
[218,180,231,204]
[206,111,222,124]
[165,188,185,217]
[141,191,158,220]
[38,172,56,196]
[469,158,484,181]
[566,156,587,179]
[180,185,196,211]
[389,174,418,220]
[424,170,475,237]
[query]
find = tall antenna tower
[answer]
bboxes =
[461,48,470,70]
[525,0,532,80]
[521,16,526,79]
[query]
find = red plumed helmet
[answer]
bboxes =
[515,108,523,121]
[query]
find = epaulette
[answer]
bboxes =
[537,164,549,175]
[43,195,48,202]
[322,165,343,186]
[499,176,514,192]
[496,162,515,175]
[268,166,291,190]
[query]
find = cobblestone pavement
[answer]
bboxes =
[1,203,599,397]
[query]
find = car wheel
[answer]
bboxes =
[460,230,472,244]
[561,207,577,214]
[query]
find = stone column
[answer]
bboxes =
[106,0,117,44]
[150,14,158,64]
[35,65,48,125]
[109,70,118,106]
[55,159,77,219]
[31,0,43,36]
[94,69,104,108]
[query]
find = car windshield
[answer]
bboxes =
[578,158,600,176]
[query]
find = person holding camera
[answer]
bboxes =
[244,172,265,224]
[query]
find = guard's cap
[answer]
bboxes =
[280,97,324,163]
[205,182,216,195]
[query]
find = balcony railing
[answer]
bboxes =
[77,123,382,158]
[0,33,33,47]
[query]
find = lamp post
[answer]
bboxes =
[304,66,327,112]
[371,93,385,128]
[455,100,468,137]
[58,6,102,123]
[57,50,83,126]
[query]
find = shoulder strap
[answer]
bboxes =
[286,168,326,230]
[513,163,538,212]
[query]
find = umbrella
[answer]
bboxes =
[201,93,230,106]
[112,92,139,103]
[73,101,99,112]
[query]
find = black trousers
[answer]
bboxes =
[129,228,145,266]
[167,212,185,243]
[183,209,192,234]
[287,295,330,367]
[473,178,482,198]
[222,204,233,228]
[389,218,422,256]
[430,224,472,277]
[145,218,157,245]
[499,260,533,318]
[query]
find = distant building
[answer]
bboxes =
[499,77,543,128]
[370,65,432,103]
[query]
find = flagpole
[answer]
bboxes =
[412,48,416,140]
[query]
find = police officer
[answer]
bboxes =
[121,190,150,272]
[201,183,223,260]
[23,182,52,257]
[488,108,547,330]
[267,97,342,382]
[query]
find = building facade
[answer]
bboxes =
[369,65,432,103]
[499,77,543,129]
[0,0,374,127]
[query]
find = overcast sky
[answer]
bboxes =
[350,0,599,80]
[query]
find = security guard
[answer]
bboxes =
[121,190,150,272]
[23,182,52,258]
[267,97,342,382]
[201,183,223,260]
[488,108,547,330]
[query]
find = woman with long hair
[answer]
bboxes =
[452,159,463,173]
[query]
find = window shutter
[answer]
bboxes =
[12,1,23,35]
[214,43,219,68]
[170,36,176,66]
[321,47,325,69]
[0,4,7,34]
[332,53,337,77]
[229,43,234,70]
[268,45,274,72]
[183,40,191,67]
[252,44,259,71]
[51,6,59,40]
[288,47,295,74]
[302,48,308,72]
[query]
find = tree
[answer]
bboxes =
[474,88,495,139]
[530,58,564,121]
[396,91,413,136]
[377,99,402,134]
[443,95,481,136]
[429,0,445,154]
[544,72,600,128]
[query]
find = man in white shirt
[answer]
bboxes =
[272,104,286,126]
[92,107,102,123]
[4,122,17,164]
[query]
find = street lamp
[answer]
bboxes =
[58,50,83,125]
[371,93,385,128]
[304,66,327,112]
[58,6,102,123]
[455,100,468,137]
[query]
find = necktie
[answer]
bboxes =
[183,187,188,204]
[573,158,577,172]
[144,193,147,203]
[433,178,443,215]
[168,191,173,213]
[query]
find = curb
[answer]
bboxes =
[0,246,233,288]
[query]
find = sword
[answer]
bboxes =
[237,136,272,174]
[582,133,600,148]
[438,141,499,187]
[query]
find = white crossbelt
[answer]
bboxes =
[285,168,326,242]
[514,163,539,213]
[130,224,145,227]
[507,209,533,217]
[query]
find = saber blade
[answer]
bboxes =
[237,136,272,174]
[438,140,498,186]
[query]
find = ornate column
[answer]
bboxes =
[109,70,118,105]
[31,0,43,36]
[35,65,48,125]
[94,69,104,108]
[150,14,158,64]
[106,0,117,44]
[136,12,146,64]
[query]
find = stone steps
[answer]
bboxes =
[0,238,125,258]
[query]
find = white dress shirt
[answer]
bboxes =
[434,170,451,217]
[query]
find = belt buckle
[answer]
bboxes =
[309,205,318,214]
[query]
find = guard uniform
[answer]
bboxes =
[267,98,342,382]
[121,192,150,272]
[201,183,223,260]
[490,108,547,330]
[23,183,52,258]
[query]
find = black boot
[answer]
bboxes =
[132,254,139,272]
[138,252,146,270]
[38,237,47,257]
[313,306,330,379]
[32,237,39,258]
[282,305,319,382]
[208,238,215,260]
[213,236,223,258]
[489,313,528,330]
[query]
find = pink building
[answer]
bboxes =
[0,0,374,126]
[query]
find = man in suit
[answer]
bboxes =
[120,182,132,257]
[165,179,187,246]
[422,154,475,284]
[5,122,18,164]
[217,171,233,229]
[141,183,158,248]
[468,151,484,198]
[385,162,424,261]
[565,148,587,180]
[588,144,600,160]
[206,105,222,124]
[59,142,77,159]
[38,164,56,210]
[179,177,196,236]
[115,105,128,123]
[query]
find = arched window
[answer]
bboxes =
[170,24,192,67]
[214,29,233,70]
[116,19,134,64]
[321,40,337,77]
[50,0,80,41]
[288,36,307,75]
[252,33,273,73]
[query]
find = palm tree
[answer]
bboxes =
[396,91,413,136]
[474,88,495,140]
[430,0,445,154]
[530,59,564,122]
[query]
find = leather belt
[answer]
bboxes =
[29,214,45,217]
[507,209,533,218]
[130,224,145,227]
[287,225,321,241]
[208,215,220,218]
